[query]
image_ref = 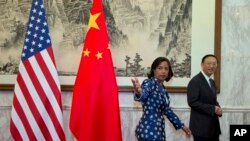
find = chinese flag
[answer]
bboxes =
[69,0,122,141]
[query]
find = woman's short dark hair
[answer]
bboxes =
[147,57,173,82]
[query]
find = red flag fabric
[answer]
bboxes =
[9,0,65,140]
[69,0,122,141]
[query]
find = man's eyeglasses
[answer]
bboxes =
[204,62,217,67]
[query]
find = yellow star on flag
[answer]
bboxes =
[87,12,101,31]
[95,51,103,60]
[83,48,90,57]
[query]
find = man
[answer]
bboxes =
[187,54,222,141]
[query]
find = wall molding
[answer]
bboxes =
[1,106,250,112]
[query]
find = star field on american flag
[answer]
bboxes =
[22,0,51,60]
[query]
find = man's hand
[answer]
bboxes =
[215,106,223,116]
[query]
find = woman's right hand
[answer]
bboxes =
[131,78,141,95]
[182,126,192,137]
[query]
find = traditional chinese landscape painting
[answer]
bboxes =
[0,0,221,92]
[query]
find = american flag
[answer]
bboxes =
[10,0,65,140]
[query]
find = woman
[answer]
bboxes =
[131,57,191,141]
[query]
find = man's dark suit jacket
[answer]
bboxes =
[187,72,221,138]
